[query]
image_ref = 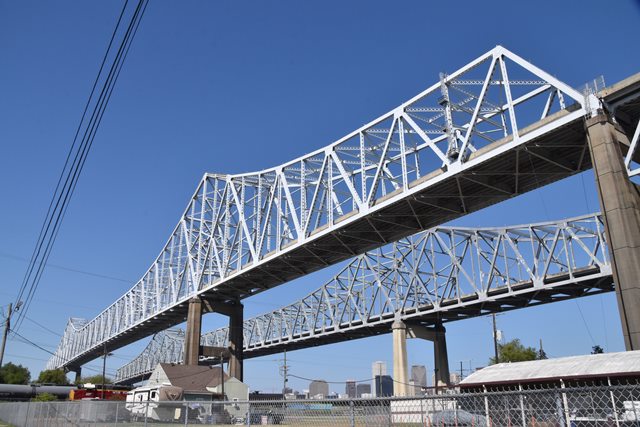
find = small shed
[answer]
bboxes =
[460,350,640,390]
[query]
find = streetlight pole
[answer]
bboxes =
[282,349,288,397]
[0,303,12,368]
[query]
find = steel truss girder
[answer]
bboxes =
[624,119,640,178]
[115,213,611,384]
[48,45,589,371]
[114,329,183,384]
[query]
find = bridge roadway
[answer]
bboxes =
[47,45,640,372]
[115,213,613,384]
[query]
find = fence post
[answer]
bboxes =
[554,389,566,427]
[388,398,392,427]
[518,385,526,427]
[114,401,119,427]
[560,380,571,427]
[483,386,490,426]
[25,397,31,427]
[184,402,189,426]
[246,400,251,426]
[144,400,149,427]
[607,378,620,427]
[350,400,355,427]
[420,398,425,427]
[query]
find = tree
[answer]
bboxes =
[591,345,604,354]
[0,362,31,384]
[37,369,69,385]
[32,392,57,402]
[490,339,538,364]
[78,374,112,385]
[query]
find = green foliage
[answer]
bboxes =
[0,362,31,385]
[591,345,604,354]
[37,369,69,385]
[32,392,57,402]
[490,339,539,364]
[78,374,112,385]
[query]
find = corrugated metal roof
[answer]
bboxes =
[460,350,640,386]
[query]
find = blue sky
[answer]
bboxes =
[1,0,640,393]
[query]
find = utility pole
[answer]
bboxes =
[0,303,12,368]
[492,313,499,364]
[459,361,464,380]
[101,343,107,399]
[282,349,288,397]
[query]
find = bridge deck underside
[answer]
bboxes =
[207,115,591,303]
[69,116,590,369]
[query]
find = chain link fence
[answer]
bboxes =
[1,383,639,426]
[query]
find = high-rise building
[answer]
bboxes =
[411,365,427,394]
[356,383,371,398]
[309,380,329,398]
[374,375,394,397]
[345,380,356,398]
[372,361,387,396]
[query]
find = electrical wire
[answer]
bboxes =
[16,0,149,331]
[13,0,149,332]
[9,330,116,376]
[0,251,131,284]
[13,0,131,314]
[23,315,63,338]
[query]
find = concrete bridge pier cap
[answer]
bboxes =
[392,319,450,396]
[586,113,640,350]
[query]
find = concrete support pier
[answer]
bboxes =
[586,113,640,350]
[433,323,450,387]
[392,319,409,396]
[228,302,244,381]
[70,367,81,384]
[184,297,203,365]
[392,321,451,395]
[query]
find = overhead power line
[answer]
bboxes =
[13,0,149,332]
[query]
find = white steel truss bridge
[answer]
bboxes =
[115,213,612,384]
[48,45,640,372]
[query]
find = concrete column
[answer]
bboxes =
[433,322,450,387]
[74,368,82,384]
[228,303,244,381]
[184,297,203,365]
[392,319,409,396]
[586,114,640,350]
